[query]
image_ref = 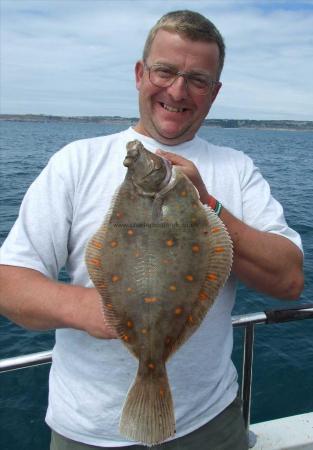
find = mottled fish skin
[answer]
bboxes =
[85,140,233,445]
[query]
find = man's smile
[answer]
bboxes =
[159,102,188,113]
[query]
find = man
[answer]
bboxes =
[0,10,304,450]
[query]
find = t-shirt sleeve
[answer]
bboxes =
[239,152,303,252]
[0,150,73,279]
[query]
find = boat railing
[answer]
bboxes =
[1,304,313,436]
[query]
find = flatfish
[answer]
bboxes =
[85,140,233,445]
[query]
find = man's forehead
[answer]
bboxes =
[150,29,220,56]
[147,29,220,73]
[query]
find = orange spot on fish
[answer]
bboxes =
[175,307,183,315]
[180,190,187,197]
[106,303,113,309]
[127,229,134,236]
[188,314,194,324]
[127,320,133,328]
[148,362,155,370]
[122,335,130,342]
[207,273,218,281]
[110,240,118,248]
[159,388,165,397]
[191,217,197,224]
[215,247,225,253]
[144,297,159,303]
[111,275,120,282]
[92,240,103,249]
[127,287,133,292]
[134,251,141,257]
[166,239,174,247]
[97,282,108,289]
[185,274,194,282]
[169,284,177,292]
[211,227,220,233]
[192,202,198,208]
[192,244,200,253]
[89,258,101,267]
[199,290,208,301]
[141,328,148,335]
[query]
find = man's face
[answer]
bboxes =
[134,29,222,146]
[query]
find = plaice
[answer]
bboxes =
[85,139,233,445]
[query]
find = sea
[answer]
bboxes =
[0,120,312,450]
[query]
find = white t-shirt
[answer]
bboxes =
[0,127,302,447]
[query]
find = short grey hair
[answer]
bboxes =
[143,10,225,79]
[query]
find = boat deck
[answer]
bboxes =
[250,412,313,449]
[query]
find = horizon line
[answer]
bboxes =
[1,113,312,124]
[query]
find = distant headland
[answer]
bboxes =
[0,114,312,131]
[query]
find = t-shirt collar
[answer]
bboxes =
[124,127,200,153]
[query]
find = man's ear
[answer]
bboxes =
[135,60,144,91]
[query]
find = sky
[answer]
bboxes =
[1,0,313,120]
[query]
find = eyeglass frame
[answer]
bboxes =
[143,62,220,95]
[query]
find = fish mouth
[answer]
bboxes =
[140,166,163,181]
[160,102,188,113]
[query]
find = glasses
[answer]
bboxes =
[144,63,218,95]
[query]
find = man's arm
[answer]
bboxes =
[218,208,303,299]
[156,150,304,300]
[0,265,117,338]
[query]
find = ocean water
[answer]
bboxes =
[0,120,312,450]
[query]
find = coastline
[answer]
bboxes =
[1,114,312,131]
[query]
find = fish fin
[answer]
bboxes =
[120,364,175,445]
[85,220,140,358]
[164,206,233,360]
[85,179,129,322]
[189,205,233,323]
[85,225,121,329]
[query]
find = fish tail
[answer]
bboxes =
[119,364,175,445]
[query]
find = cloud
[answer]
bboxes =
[1,0,312,119]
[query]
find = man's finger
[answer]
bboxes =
[155,149,188,165]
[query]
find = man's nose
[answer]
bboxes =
[166,75,188,100]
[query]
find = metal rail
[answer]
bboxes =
[0,349,52,373]
[232,305,313,429]
[1,304,313,432]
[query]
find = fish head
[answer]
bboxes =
[124,140,171,195]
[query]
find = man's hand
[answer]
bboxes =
[0,265,118,339]
[78,287,118,339]
[156,149,209,202]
